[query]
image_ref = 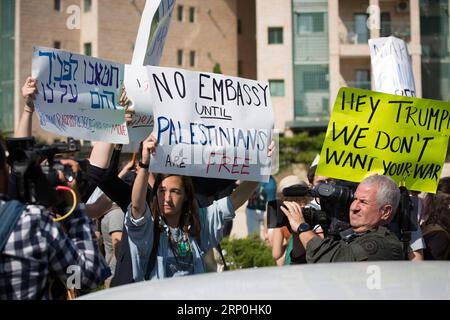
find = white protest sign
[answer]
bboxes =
[124,64,154,143]
[147,66,274,182]
[32,46,128,143]
[132,0,175,66]
[126,0,176,146]
[369,36,416,97]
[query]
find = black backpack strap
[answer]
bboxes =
[145,223,160,280]
[0,200,25,252]
[110,226,133,287]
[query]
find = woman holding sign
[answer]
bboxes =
[126,133,272,281]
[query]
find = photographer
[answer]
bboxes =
[281,174,404,262]
[0,138,107,299]
[0,78,106,299]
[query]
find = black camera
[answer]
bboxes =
[6,137,81,209]
[267,199,328,229]
[267,181,356,237]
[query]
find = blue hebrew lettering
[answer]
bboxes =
[59,83,68,103]
[100,67,110,86]
[94,63,104,86]
[102,90,116,109]
[69,54,78,81]
[84,60,87,84]
[68,84,78,103]
[111,66,119,88]
[46,83,54,103]
[41,82,47,101]
[100,93,109,109]
[90,91,100,109]
[54,54,64,83]
[87,61,96,85]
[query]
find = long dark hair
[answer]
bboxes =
[150,174,201,238]
[422,192,450,233]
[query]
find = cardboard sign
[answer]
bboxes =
[132,0,175,66]
[369,36,416,97]
[317,87,450,193]
[32,46,128,143]
[147,66,274,182]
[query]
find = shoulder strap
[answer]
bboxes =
[145,222,160,280]
[422,224,449,238]
[0,200,25,252]
[110,226,133,287]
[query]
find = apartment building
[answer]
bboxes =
[1,0,252,141]
[1,0,449,139]
[257,0,449,133]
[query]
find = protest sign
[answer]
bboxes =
[126,0,176,146]
[132,0,175,66]
[316,87,450,193]
[124,64,154,143]
[147,66,274,182]
[369,36,416,97]
[32,46,128,143]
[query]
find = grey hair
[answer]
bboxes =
[360,174,400,213]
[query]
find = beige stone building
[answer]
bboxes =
[256,0,449,133]
[2,0,252,141]
[1,0,449,140]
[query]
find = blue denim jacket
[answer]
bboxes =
[125,197,235,281]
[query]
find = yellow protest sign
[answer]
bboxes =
[316,87,450,193]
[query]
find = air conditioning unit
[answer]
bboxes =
[396,0,410,13]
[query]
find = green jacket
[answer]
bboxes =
[306,226,404,263]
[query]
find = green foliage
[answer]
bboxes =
[279,131,326,169]
[221,234,276,270]
[213,63,222,74]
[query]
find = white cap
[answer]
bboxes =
[277,175,306,194]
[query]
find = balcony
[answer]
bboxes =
[339,21,369,45]
[339,20,411,45]
[380,21,411,43]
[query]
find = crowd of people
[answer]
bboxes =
[0,77,448,300]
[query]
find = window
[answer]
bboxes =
[354,13,369,44]
[355,69,371,89]
[296,12,325,34]
[54,0,61,11]
[177,5,183,22]
[380,12,391,37]
[54,41,61,49]
[177,49,183,66]
[189,51,196,67]
[269,80,285,97]
[268,27,283,44]
[84,43,92,56]
[84,0,92,12]
[189,7,195,23]
[303,70,327,90]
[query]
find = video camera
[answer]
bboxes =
[267,179,418,244]
[6,137,81,211]
[267,181,356,238]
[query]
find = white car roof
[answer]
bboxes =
[80,261,450,300]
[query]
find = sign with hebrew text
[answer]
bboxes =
[32,46,128,143]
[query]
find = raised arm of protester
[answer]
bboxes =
[16,77,37,138]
